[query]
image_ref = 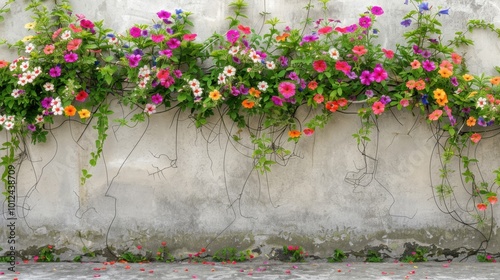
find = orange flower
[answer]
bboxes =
[462,74,474,81]
[325,101,339,112]
[433,88,447,100]
[491,76,500,85]
[242,99,255,109]
[249,87,261,98]
[288,130,301,138]
[415,79,426,91]
[428,109,443,121]
[307,81,318,90]
[209,89,221,101]
[0,60,8,68]
[470,133,481,144]
[276,33,290,42]
[466,116,476,127]
[488,196,498,205]
[406,80,416,89]
[438,68,453,78]
[477,203,487,211]
[410,60,421,69]
[436,97,448,107]
[64,105,76,117]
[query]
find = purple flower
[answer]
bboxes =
[167,38,181,49]
[359,16,371,28]
[284,97,296,104]
[412,45,422,54]
[271,96,284,106]
[239,84,249,95]
[64,52,78,63]
[360,70,374,85]
[401,19,412,27]
[418,2,430,12]
[347,71,358,79]
[301,34,319,44]
[428,38,438,44]
[157,10,171,20]
[478,117,487,127]
[365,90,374,98]
[438,8,450,16]
[226,29,240,43]
[421,50,431,58]
[279,56,288,67]
[450,76,458,87]
[371,6,384,16]
[151,93,163,104]
[242,39,249,48]
[404,0,409,4]
[27,124,36,132]
[346,24,358,33]
[41,97,53,108]
[380,95,391,105]
[130,26,142,38]
[159,49,172,58]
[126,54,142,68]
[174,70,182,78]
[232,56,241,64]
[288,72,299,81]
[49,66,61,77]
[421,94,429,105]
[462,107,471,114]
[133,48,144,56]
[422,60,436,72]
[141,29,149,37]
[230,86,240,96]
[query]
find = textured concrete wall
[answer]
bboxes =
[1,0,500,260]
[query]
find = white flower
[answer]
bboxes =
[61,30,72,40]
[25,43,35,53]
[23,71,36,83]
[9,63,17,71]
[138,80,147,89]
[0,115,6,125]
[52,105,63,115]
[43,82,55,91]
[138,65,150,78]
[265,61,276,70]
[248,50,261,63]
[17,77,28,86]
[11,89,23,98]
[7,115,14,122]
[223,65,236,77]
[228,46,239,56]
[3,121,14,130]
[217,73,226,85]
[108,37,119,45]
[35,115,44,124]
[477,97,487,109]
[257,81,268,92]
[144,103,156,115]
[329,47,340,60]
[20,61,29,72]
[192,86,203,97]
[33,66,42,77]
[188,79,200,89]
[51,97,61,107]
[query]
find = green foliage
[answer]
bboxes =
[37,245,59,262]
[365,250,383,262]
[73,246,96,262]
[212,247,252,262]
[402,247,428,263]
[477,254,496,263]
[327,249,347,263]
[282,245,305,262]
[118,251,148,263]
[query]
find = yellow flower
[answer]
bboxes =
[78,109,91,119]
[21,35,34,42]
[438,68,453,78]
[462,74,474,81]
[433,88,447,100]
[24,22,36,29]
[467,91,478,98]
[209,89,221,101]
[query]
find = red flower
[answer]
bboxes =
[200,247,206,253]
[303,128,315,136]
[137,245,142,250]
[75,90,89,102]
[488,196,498,205]
[161,241,167,246]
[325,101,339,112]
[313,60,327,72]
[318,26,333,35]
[307,81,318,90]
[477,203,487,211]
[237,24,251,35]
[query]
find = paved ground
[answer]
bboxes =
[1,260,499,279]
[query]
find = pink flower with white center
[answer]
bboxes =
[25,43,35,53]
[144,103,156,115]
[3,121,14,130]
[52,105,63,115]
[43,82,55,91]
[258,81,268,92]
[61,30,72,40]
[21,61,29,72]
[188,79,200,90]
[228,46,239,56]
[0,115,6,125]
[217,73,226,85]
[51,97,61,107]
[35,115,44,123]
[223,65,236,77]
[266,61,276,70]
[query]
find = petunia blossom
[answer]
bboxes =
[278,82,296,98]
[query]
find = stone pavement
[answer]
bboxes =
[0,260,499,279]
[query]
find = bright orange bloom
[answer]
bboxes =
[242,99,255,109]
[490,76,500,85]
[248,87,261,98]
[209,89,221,101]
[288,130,301,138]
[470,133,481,144]
[0,60,8,68]
[276,33,290,42]
[466,116,476,127]
[433,88,447,100]
[463,74,474,81]
[436,97,448,107]
[438,68,453,78]
[415,79,426,90]
[488,196,498,205]
[64,105,76,117]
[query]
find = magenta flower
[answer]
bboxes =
[174,70,182,78]
[312,60,327,72]
[151,93,163,104]
[166,38,181,49]
[49,66,61,77]
[226,29,239,43]
[41,97,53,108]
[301,34,319,44]
[371,6,384,15]
[422,60,436,72]
[359,70,374,85]
[157,10,171,20]
[372,65,388,82]
[80,19,94,29]
[278,82,296,98]
[27,124,36,132]
[64,52,78,63]
[159,49,172,58]
[271,96,284,106]
[151,34,165,43]
[126,54,142,68]
[359,16,371,28]
[130,26,142,38]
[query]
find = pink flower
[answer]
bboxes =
[422,60,436,72]
[183,34,197,41]
[44,44,55,55]
[151,34,165,43]
[151,93,163,104]
[278,82,296,98]
[130,26,142,38]
[470,133,481,144]
[400,99,410,107]
[372,101,385,115]
[371,6,384,15]
[226,29,240,43]
[335,61,351,74]
[80,19,94,29]
[313,94,324,104]
[372,66,388,82]
[167,38,181,49]
[312,60,327,72]
[428,110,443,121]
[382,48,394,59]
[64,52,78,63]
[303,128,315,136]
[352,45,367,56]
[477,203,487,211]
[318,26,333,35]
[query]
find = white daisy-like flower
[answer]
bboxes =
[248,50,261,63]
[35,115,44,124]
[11,89,23,98]
[9,63,17,71]
[52,105,63,115]
[223,65,236,77]
[477,97,487,109]
[17,77,28,86]
[20,61,30,72]
[266,61,276,70]
[257,81,268,92]
[144,103,157,115]
[33,66,42,77]
[23,71,35,83]
[228,46,240,56]
[3,121,14,130]
[188,79,200,90]
[7,115,14,122]
[192,86,203,97]
[25,43,35,53]
[0,115,6,125]
[51,97,61,107]
[217,73,226,85]
[43,82,55,91]
[329,47,340,60]
[61,30,72,40]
